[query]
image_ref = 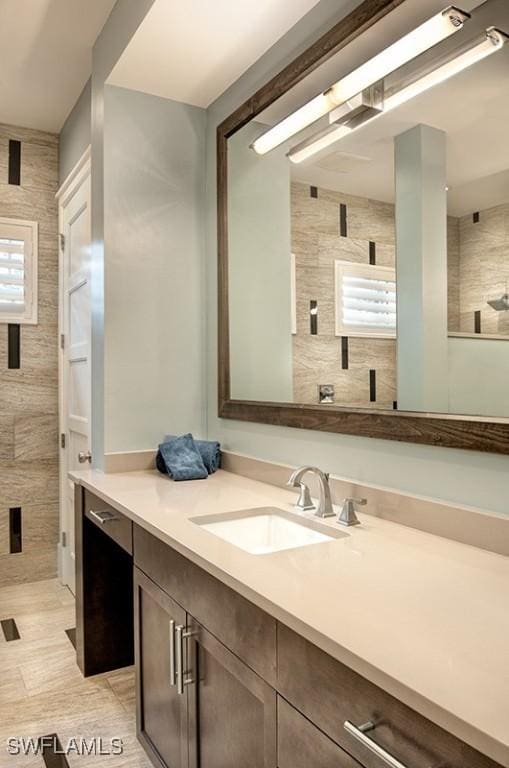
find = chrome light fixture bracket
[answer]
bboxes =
[446,6,471,28]
[328,80,385,128]
[486,26,509,48]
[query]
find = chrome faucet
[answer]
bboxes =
[287,466,335,518]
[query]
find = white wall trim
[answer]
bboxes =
[57,152,91,585]
[55,145,91,201]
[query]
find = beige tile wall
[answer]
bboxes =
[0,123,59,585]
[458,203,509,335]
[291,182,465,406]
[291,181,397,408]
[447,216,460,332]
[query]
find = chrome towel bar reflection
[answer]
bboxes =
[344,721,408,768]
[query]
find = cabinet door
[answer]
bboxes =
[187,619,277,768]
[134,568,188,768]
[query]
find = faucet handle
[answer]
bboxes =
[337,497,366,527]
[294,482,316,512]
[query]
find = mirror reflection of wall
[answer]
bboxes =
[290,179,397,410]
[227,0,509,418]
[448,178,509,337]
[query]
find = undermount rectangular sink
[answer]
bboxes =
[191,507,346,554]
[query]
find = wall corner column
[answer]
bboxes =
[395,123,449,412]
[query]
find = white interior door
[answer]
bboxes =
[59,160,91,593]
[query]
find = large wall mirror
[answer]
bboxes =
[218,0,509,453]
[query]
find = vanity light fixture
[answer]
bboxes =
[288,27,508,164]
[251,6,470,155]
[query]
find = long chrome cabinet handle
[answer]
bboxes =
[344,721,409,768]
[88,509,117,524]
[169,620,176,686]
[175,624,195,695]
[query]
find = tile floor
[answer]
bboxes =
[0,579,151,767]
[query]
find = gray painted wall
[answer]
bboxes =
[228,122,293,402]
[59,79,91,184]
[90,0,156,468]
[205,0,509,516]
[448,337,509,417]
[58,0,509,514]
[103,85,207,451]
[395,124,449,412]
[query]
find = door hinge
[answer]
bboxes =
[60,333,65,350]
[60,433,66,449]
[61,531,67,548]
[59,233,65,251]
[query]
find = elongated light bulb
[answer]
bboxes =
[252,6,469,155]
[385,27,506,111]
[330,5,468,104]
[251,92,337,156]
[288,28,507,164]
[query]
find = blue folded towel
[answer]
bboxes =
[158,434,208,481]
[157,434,221,476]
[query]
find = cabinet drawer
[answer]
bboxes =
[84,490,133,554]
[278,697,361,768]
[277,623,502,768]
[134,524,277,685]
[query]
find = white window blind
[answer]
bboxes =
[0,218,38,324]
[335,260,396,338]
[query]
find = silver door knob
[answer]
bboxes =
[78,451,92,464]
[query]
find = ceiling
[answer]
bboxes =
[0,0,116,133]
[108,0,321,107]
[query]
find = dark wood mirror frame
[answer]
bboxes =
[217,0,509,456]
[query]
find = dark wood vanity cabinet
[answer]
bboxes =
[76,492,505,768]
[132,523,505,768]
[186,618,277,768]
[277,623,503,768]
[278,696,362,768]
[75,488,134,677]
[134,568,188,768]
[133,527,277,768]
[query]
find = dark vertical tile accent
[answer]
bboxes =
[38,734,70,768]
[369,370,376,402]
[341,336,349,369]
[65,628,76,648]
[8,140,21,185]
[339,203,347,237]
[310,301,318,335]
[9,507,22,553]
[8,324,20,369]
[393,401,398,410]
[310,186,318,198]
[1,618,20,641]
[369,241,376,265]
[474,310,481,334]
[473,211,480,223]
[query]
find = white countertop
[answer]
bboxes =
[71,467,509,766]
